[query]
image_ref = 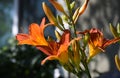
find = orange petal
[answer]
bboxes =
[16,18,48,46]
[41,56,58,65]
[89,28,103,47]
[103,37,120,48]
[29,23,41,39]
[57,50,69,64]
[39,17,46,33]
[58,30,70,53]
[88,43,101,58]
[37,46,52,56]
[29,18,46,40]
[56,30,70,64]
[59,30,70,45]
[16,34,35,45]
[37,41,58,56]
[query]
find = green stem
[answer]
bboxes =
[65,0,77,37]
[85,63,91,78]
[82,60,91,78]
[78,44,91,78]
[65,0,91,78]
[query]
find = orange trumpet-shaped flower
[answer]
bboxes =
[16,18,48,46]
[37,30,71,65]
[88,28,120,58]
[16,17,71,65]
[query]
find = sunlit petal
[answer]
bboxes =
[16,18,48,46]
[16,34,34,45]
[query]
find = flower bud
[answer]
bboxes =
[115,55,120,71]
[109,23,119,38]
[42,2,56,25]
[69,38,81,70]
[117,23,120,35]
[73,0,89,23]
[42,2,63,30]
[70,1,75,10]
[55,30,61,41]
[49,0,66,14]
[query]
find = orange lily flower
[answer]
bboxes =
[16,17,71,65]
[88,28,120,58]
[16,18,48,46]
[37,30,71,65]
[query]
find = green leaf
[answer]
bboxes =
[109,23,119,38]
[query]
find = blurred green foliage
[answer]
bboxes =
[0,38,57,78]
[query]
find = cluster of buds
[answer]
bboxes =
[16,0,120,77]
[110,23,120,71]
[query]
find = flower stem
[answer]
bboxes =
[65,0,77,37]
[79,45,91,78]
[84,63,91,78]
